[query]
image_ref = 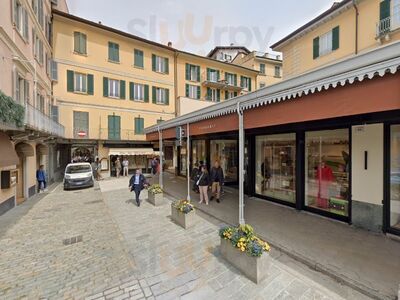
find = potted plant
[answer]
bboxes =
[147,184,164,206]
[171,199,195,229]
[219,224,271,284]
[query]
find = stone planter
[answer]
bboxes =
[171,204,195,229]
[148,192,164,206]
[220,237,271,284]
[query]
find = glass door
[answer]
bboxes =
[390,125,400,231]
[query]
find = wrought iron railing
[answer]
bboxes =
[377,13,400,37]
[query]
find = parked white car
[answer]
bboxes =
[63,162,94,190]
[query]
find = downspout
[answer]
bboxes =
[353,0,359,55]
[174,51,179,117]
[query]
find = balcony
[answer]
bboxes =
[201,72,243,92]
[25,104,65,137]
[376,13,400,38]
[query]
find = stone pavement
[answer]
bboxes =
[157,173,400,300]
[98,177,370,300]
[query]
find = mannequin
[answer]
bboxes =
[316,161,334,209]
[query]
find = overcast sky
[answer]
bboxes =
[66,0,337,55]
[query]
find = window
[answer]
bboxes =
[108,115,121,140]
[255,133,296,204]
[207,68,219,82]
[185,64,200,81]
[313,26,340,59]
[152,54,169,73]
[129,82,149,102]
[14,1,29,40]
[32,0,44,28]
[224,54,232,61]
[50,60,58,81]
[134,117,144,135]
[152,87,169,104]
[74,73,87,93]
[192,140,206,167]
[33,32,44,65]
[73,111,89,138]
[260,64,266,74]
[15,74,28,105]
[109,79,120,98]
[274,66,281,77]
[37,94,45,113]
[74,32,87,55]
[390,125,400,229]
[240,76,252,91]
[210,140,238,183]
[108,42,119,62]
[305,129,349,217]
[134,49,144,68]
[103,77,125,99]
[185,84,200,100]
[206,87,220,102]
[225,73,237,86]
[225,91,237,100]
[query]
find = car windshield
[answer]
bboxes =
[66,165,91,174]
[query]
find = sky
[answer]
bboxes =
[66,0,337,56]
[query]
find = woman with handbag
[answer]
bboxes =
[197,165,210,205]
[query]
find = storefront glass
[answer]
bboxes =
[390,125,400,229]
[192,140,206,166]
[210,140,238,183]
[179,143,187,176]
[305,129,350,217]
[255,133,296,203]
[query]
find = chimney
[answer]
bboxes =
[98,21,102,25]
[167,41,172,47]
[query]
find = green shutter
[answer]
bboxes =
[152,86,156,103]
[313,37,320,59]
[185,64,190,80]
[234,74,237,86]
[185,84,189,97]
[103,77,108,97]
[115,44,119,62]
[217,70,220,81]
[134,49,143,68]
[165,89,169,105]
[152,54,156,71]
[140,118,144,133]
[332,26,340,51]
[196,66,200,82]
[207,68,210,81]
[216,89,220,102]
[134,118,139,134]
[129,82,134,100]
[240,76,244,88]
[108,115,120,139]
[207,87,211,100]
[144,85,149,102]
[108,42,112,61]
[225,91,228,100]
[115,116,120,139]
[120,80,125,99]
[165,57,169,74]
[87,74,94,95]
[108,115,114,139]
[248,78,252,92]
[67,70,74,92]
[81,34,87,54]
[380,0,391,21]
[74,32,79,53]
[197,86,201,100]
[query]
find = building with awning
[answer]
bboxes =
[145,41,400,237]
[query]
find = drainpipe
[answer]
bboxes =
[237,101,245,225]
[353,0,359,55]
[186,123,191,201]
[174,52,179,117]
[158,126,163,189]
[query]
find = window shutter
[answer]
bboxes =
[115,43,119,61]
[197,86,201,99]
[380,0,391,21]
[234,74,237,86]
[129,82,134,100]
[248,78,252,92]
[24,80,30,104]
[115,116,121,139]
[185,64,190,80]
[23,9,29,40]
[120,80,125,99]
[87,74,94,95]
[81,34,87,54]
[165,57,169,74]
[240,76,244,88]
[74,32,79,53]
[144,84,149,102]
[207,68,210,81]
[152,54,156,71]
[217,70,220,81]
[185,84,189,97]
[165,89,169,105]
[108,115,115,139]
[67,70,74,92]
[134,49,143,68]
[152,86,156,103]
[207,87,211,100]
[50,60,58,81]
[332,26,340,51]
[103,77,108,97]
[313,37,320,59]
[12,0,17,24]
[140,118,144,134]
[108,42,113,60]
[216,89,220,102]
[134,118,139,134]
[225,91,228,100]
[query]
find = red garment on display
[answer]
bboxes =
[316,165,334,209]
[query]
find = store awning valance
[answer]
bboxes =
[108,148,160,156]
[0,132,19,167]
[15,142,34,157]
[36,144,49,155]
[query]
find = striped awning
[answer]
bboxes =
[108,148,160,156]
[0,132,19,167]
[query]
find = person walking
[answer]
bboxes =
[151,157,159,176]
[191,163,200,193]
[122,157,129,177]
[197,165,210,205]
[96,157,102,180]
[91,159,98,181]
[36,165,46,193]
[115,157,122,178]
[210,161,224,203]
[128,169,147,207]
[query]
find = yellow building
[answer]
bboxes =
[52,11,258,176]
[271,0,400,78]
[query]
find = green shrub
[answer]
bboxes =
[0,90,25,127]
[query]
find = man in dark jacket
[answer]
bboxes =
[191,163,200,193]
[128,169,147,206]
[210,161,224,203]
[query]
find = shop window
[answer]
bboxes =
[390,125,400,229]
[192,140,206,167]
[305,129,350,217]
[255,133,296,203]
[210,140,238,183]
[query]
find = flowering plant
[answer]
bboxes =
[172,199,194,214]
[148,184,163,194]
[219,224,270,257]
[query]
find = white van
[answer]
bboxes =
[63,162,94,190]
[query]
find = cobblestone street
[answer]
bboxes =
[0,179,371,299]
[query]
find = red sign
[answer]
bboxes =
[77,131,86,137]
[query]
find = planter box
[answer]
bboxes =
[220,237,271,284]
[148,192,164,206]
[171,204,195,229]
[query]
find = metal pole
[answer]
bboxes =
[158,126,163,189]
[237,103,245,225]
[33,60,36,108]
[186,123,191,201]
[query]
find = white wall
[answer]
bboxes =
[177,97,215,116]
